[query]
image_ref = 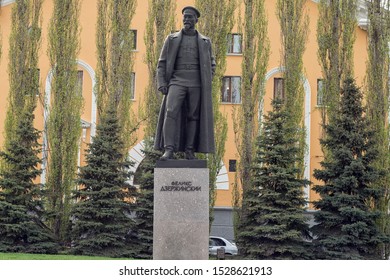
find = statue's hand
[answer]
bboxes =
[159,86,168,95]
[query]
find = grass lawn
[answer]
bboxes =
[0,252,130,260]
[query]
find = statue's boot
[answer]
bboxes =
[160,116,175,161]
[185,120,198,160]
[160,148,174,160]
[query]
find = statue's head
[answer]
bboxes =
[182,6,200,31]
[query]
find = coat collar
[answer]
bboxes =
[170,29,208,41]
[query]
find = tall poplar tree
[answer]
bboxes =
[276,0,309,176]
[233,0,270,240]
[0,1,2,63]
[1,0,44,240]
[46,0,82,242]
[317,0,357,125]
[238,99,311,259]
[95,0,137,152]
[195,0,236,227]
[0,1,58,253]
[312,78,385,259]
[4,0,42,151]
[366,0,390,260]
[277,0,308,125]
[130,0,176,259]
[143,0,175,139]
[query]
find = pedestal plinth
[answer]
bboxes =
[153,160,209,260]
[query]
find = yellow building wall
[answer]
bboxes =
[0,0,369,209]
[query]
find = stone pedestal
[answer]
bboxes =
[153,160,209,260]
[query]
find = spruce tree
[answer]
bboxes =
[0,111,58,254]
[129,139,161,259]
[312,78,386,259]
[238,99,311,259]
[71,106,137,258]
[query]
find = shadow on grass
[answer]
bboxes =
[0,252,131,260]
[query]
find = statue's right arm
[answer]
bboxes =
[157,37,170,93]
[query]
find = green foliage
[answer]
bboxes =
[195,0,235,228]
[276,0,309,178]
[142,0,176,139]
[238,99,312,259]
[95,0,109,114]
[0,0,56,254]
[71,107,137,258]
[312,78,386,259]
[4,0,42,152]
[366,0,390,259]
[46,0,83,242]
[233,0,270,240]
[0,1,2,62]
[95,0,138,152]
[317,0,357,124]
[129,139,162,259]
[0,111,59,254]
[277,0,308,123]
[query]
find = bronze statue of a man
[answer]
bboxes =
[154,6,216,160]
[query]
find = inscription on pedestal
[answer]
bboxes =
[153,163,209,260]
[160,181,202,192]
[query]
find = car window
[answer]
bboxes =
[211,238,226,246]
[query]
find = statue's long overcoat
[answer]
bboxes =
[154,30,216,153]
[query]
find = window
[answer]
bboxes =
[131,72,135,100]
[221,76,241,103]
[227,33,242,54]
[131,30,137,50]
[317,79,324,106]
[229,160,237,172]
[273,78,285,100]
[76,70,84,95]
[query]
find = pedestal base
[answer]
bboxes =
[153,160,209,260]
